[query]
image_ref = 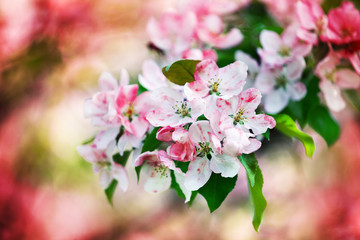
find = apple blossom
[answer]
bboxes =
[315,52,360,112]
[258,25,312,67]
[184,59,247,101]
[146,87,205,127]
[255,56,307,114]
[184,121,241,191]
[134,150,180,194]
[76,129,129,191]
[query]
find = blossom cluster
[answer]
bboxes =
[77,59,275,196]
[147,0,243,63]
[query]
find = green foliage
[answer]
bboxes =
[262,129,270,141]
[105,180,118,206]
[308,105,340,146]
[170,171,186,200]
[162,59,200,85]
[273,114,315,157]
[112,151,131,166]
[198,173,238,212]
[248,166,266,232]
[239,153,258,187]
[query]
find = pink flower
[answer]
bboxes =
[115,84,152,141]
[323,1,360,45]
[295,0,327,45]
[184,59,247,101]
[76,129,128,190]
[134,150,180,194]
[167,127,196,162]
[83,71,125,127]
[196,14,243,49]
[315,52,360,112]
[211,88,276,135]
[146,87,205,127]
[258,25,312,67]
[182,48,218,61]
[184,121,241,191]
[255,56,307,114]
[147,12,197,58]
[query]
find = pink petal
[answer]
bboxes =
[94,128,118,150]
[222,127,251,157]
[193,59,219,83]
[296,1,317,30]
[260,30,281,51]
[120,69,130,86]
[111,163,129,192]
[217,60,247,98]
[184,80,210,101]
[138,59,167,90]
[348,52,360,75]
[134,151,158,167]
[297,28,318,45]
[98,72,118,91]
[319,80,345,112]
[287,82,307,101]
[286,56,306,81]
[238,88,262,114]
[184,156,212,191]
[156,127,175,142]
[188,121,213,145]
[158,150,179,172]
[146,17,171,50]
[99,168,113,189]
[208,28,244,49]
[76,145,101,164]
[245,114,276,135]
[336,69,360,89]
[172,127,190,143]
[115,85,138,111]
[83,98,106,118]
[210,153,240,177]
[264,88,290,114]
[242,138,262,154]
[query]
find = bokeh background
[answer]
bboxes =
[1,0,360,239]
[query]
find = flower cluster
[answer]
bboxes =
[78,59,275,197]
[147,0,243,63]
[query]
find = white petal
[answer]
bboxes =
[174,171,192,203]
[99,168,113,189]
[111,163,129,192]
[184,157,212,191]
[142,164,171,194]
[264,88,290,114]
[210,153,240,178]
[98,72,118,91]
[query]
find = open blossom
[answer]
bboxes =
[184,121,241,191]
[255,56,307,114]
[147,12,197,59]
[146,87,205,127]
[295,0,327,45]
[114,84,153,153]
[83,71,125,126]
[184,59,247,101]
[315,52,360,112]
[258,25,312,67]
[76,129,129,190]
[134,150,179,193]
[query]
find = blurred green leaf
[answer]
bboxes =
[189,191,198,207]
[198,173,237,212]
[170,171,186,200]
[112,151,131,166]
[248,165,266,232]
[262,129,270,141]
[162,59,200,85]
[273,114,315,157]
[105,180,118,206]
[239,153,258,187]
[308,105,340,146]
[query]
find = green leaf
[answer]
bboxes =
[105,180,118,206]
[238,153,258,187]
[188,191,198,207]
[248,166,266,232]
[198,173,238,212]
[112,151,131,166]
[136,127,162,182]
[170,171,186,200]
[307,105,340,146]
[273,114,315,157]
[262,129,270,141]
[162,59,200,86]
[82,136,95,145]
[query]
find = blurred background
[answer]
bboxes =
[1,0,360,239]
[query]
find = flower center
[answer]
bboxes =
[124,104,136,121]
[154,164,169,178]
[97,161,111,171]
[209,78,222,95]
[196,142,211,157]
[233,109,246,125]
[275,75,288,88]
[172,100,191,118]
[324,70,336,83]
[278,45,291,57]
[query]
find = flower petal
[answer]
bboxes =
[210,153,240,177]
[98,72,118,91]
[264,88,289,114]
[184,156,212,191]
[111,163,129,192]
[260,30,281,51]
